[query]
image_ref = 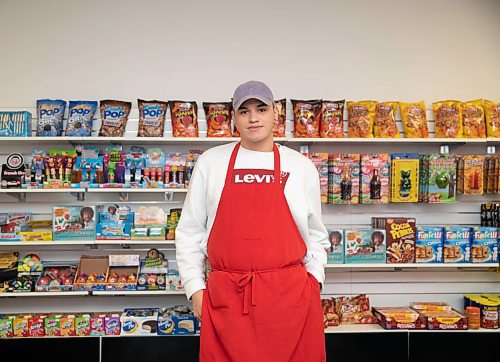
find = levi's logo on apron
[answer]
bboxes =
[232,169,290,187]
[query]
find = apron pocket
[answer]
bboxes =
[206,272,232,309]
[278,268,310,310]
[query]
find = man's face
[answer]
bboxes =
[233,98,276,146]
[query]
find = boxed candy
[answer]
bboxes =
[75,314,91,336]
[97,204,133,240]
[105,313,121,336]
[372,307,426,330]
[35,264,77,292]
[471,226,498,263]
[158,305,199,335]
[74,256,108,291]
[28,314,47,337]
[418,309,468,330]
[9,254,43,293]
[53,206,96,240]
[60,314,75,336]
[326,230,344,264]
[44,314,62,336]
[416,227,443,263]
[90,313,106,336]
[105,254,139,291]
[0,212,31,241]
[0,315,13,338]
[121,308,158,335]
[444,227,471,263]
[13,314,30,337]
[344,229,386,264]
[137,248,168,291]
[0,111,32,137]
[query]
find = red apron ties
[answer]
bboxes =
[200,143,326,362]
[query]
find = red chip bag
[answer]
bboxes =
[320,100,345,138]
[203,102,232,137]
[291,99,321,138]
[273,99,286,137]
[169,101,199,137]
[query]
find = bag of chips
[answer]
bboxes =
[484,100,500,137]
[203,102,232,137]
[320,100,344,138]
[169,101,199,137]
[273,99,287,137]
[291,99,321,138]
[137,100,168,137]
[399,101,429,138]
[461,99,485,138]
[433,100,463,138]
[374,102,399,138]
[65,101,98,137]
[98,100,132,137]
[36,99,66,136]
[347,101,377,138]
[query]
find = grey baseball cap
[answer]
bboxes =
[232,81,274,110]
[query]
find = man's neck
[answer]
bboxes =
[240,138,274,152]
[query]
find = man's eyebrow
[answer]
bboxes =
[256,103,268,107]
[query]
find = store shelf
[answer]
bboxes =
[324,325,499,333]
[325,263,498,269]
[0,188,85,193]
[286,137,487,144]
[86,188,188,193]
[0,239,176,247]
[0,291,88,297]
[92,290,185,296]
[93,239,175,245]
[0,290,185,297]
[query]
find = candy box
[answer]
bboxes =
[28,314,47,337]
[52,206,96,240]
[390,153,420,202]
[105,254,139,291]
[158,306,199,335]
[0,212,31,241]
[426,154,457,203]
[326,230,344,264]
[344,229,386,264]
[75,314,91,336]
[444,227,471,263]
[60,314,75,336]
[120,308,158,336]
[12,314,30,337]
[19,230,52,242]
[90,313,106,336]
[137,248,168,291]
[0,111,32,137]
[372,307,426,330]
[458,155,484,195]
[310,153,329,204]
[105,313,121,336]
[0,315,14,337]
[44,314,61,336]
[35,264,77,292]
[417,309,468,330]
[410,302,452,311]
[360,153,389,204]
[74,256,108,291]
[471,227,499,263]
[373,217,416,264]
[328,154,360,204]
[416,227,443,263]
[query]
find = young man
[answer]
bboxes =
[176,81,329,361]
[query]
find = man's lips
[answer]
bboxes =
[248,126,263,130]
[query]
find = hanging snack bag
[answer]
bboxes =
[169,101,199,137]
[399,101,429,138]
[484,100,500,137]
[461,99,485,138]
[273,98,287,137]
[203,102,232,138]
[65,101,98,137]
[432,100,463,138]
[291,99,321,138]
[374,102,399,138]
[36,99,66,136]
[320,100,344,138]
[347,101,377,138]
[137,100,168,137]
[98,100,132,137]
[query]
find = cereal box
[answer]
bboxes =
[0,315,13,338]
[471,227,499,263]
[90,313,106,336]
[12,315,30,337]
[458,155,485,195]
[53,206,96,240]
[426,154,457,203]
[326,229,344,264]
[328,154,360,204]
[28,315,46,337]
[373,217,416,263]
[360,154,389,204]
[44,315,61,336]
[105,314,121,336]
[344,229,386,264]
[310,153,329,204]
[74,314,91,336]
[444,227,471,263]
[390,153,419,202]
[416,227,443,263]
[60,314,75,336]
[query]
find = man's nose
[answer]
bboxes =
[249,110,259,123]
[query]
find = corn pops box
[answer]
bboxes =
[360,154,389,204]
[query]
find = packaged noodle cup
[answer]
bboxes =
[374,102,400,138]
[484,100,500,137]
[461,100,485,138]
[399,101,429,138]
[432,100,463,138]
[347,101,377,138]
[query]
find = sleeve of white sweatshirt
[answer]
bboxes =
[175,154,208,300]
[302,161,330,286]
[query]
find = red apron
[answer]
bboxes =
[200,142,326,362]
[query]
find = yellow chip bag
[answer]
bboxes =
[484,100,500,138]
[374,102,400,138]
[399,101,429,138]
[347,101,377,138]
[461,99,485,138]
[432,100,463,138]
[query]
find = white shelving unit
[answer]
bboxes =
[324,325,499,333]
[325,263,498,269]
[0,291,88,298]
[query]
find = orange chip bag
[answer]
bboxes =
[169,101,199,137]
[399,101,429,138]
[347,101,376,138]
[484,100,500,137]
[203,102,232,138]
[461,100,485,138]
[273,99,286,137]
[320,100,344,138]
[432,100,463,138]
[291,99,321,138]
[374,102,400,138]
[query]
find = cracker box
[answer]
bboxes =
[121,308,158,336]
[426,154,457,203]
[374,218,416,264]
[390,153,420,202]
[52,206,96,240]
[344,229,386,264]
[0,315,14,338]
[327,230,344,264]
[360,153,389,204]
[158,306,199,335]
[458,155,485,195]
[74,314,91,336]
[471,227,499,263]
[328,154,360,204]
[372,307,426,330]
[444,227,471,263]
[12,315,30,337]
[416,227,443,263]
[60,314,75,336]
[310,153,329,204]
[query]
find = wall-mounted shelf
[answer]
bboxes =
[325,263,498,269]
[0,290,185,298]
[0,239,176,247]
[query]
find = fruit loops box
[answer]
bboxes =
[360,154,389,204]
[344,229,386,264]
[328,154,360,204]
[390,153,419,202]
[416,226,443,263]
[444,227,471,263]
[53,206,96,240]
[471,227,499,264]
[310,153,329,204]
[373,217,416,263]
[327,229,344,264]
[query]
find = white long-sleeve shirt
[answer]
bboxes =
[175,142,330,300]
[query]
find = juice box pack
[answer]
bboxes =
[444,227,471,263]
[416,226,443,263]
[328,154,360,204]
[327,229,344,264]
[471,226,498,263]
[360,153,389,204]
[344,229,386,264]
[391,153,419,202]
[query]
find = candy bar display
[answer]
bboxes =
[158,305,199,335]
[328,153,360,204]
[360,153,389,204]
[35,265,77,292]
[322,294,377,328]
[471,226,498,264]
[443,226,471,263]
[410,302,467,330]
[73,255,108,291]
[372,307,426,330]
[416,226,443,263]
[105,255,139,291]
[390,153,420,202]
[464,294,499,329]
[373,217,416,263]
[0,111,32,137]
[137,248,168,291]
[344,229,386,264]
[52,206,96,240]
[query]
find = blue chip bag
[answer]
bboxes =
[36,99,66,136]
[65,101,98,137]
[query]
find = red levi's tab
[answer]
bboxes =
[232,169,290,187]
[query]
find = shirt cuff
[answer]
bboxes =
[183,278,206,301]
[304,260,325,286]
